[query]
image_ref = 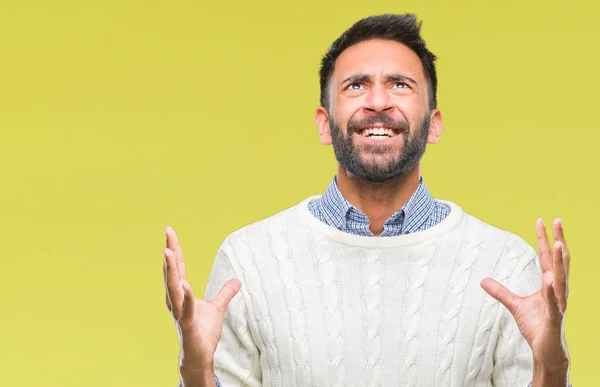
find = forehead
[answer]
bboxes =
[333,39,425,83]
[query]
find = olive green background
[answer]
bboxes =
[0,0,596,385]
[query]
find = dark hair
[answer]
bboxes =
[319,14,438,110]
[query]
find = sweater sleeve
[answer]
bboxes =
[203,243,263,386]
[490,244,541,387]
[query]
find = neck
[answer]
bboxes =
[335,165,422,235]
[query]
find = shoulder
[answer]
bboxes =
[438,204,542,298]
[218,197,312,256]
[455,209,541,291]
[442,203,538,269]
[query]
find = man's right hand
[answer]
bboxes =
[163,226,242,386]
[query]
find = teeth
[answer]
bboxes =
[360,127,395,137]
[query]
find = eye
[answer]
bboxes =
[392,82,409,89]
[346,83,363,90]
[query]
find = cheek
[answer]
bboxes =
[333,96,364,122]
[392,97,426,126]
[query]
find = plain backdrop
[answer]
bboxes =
[0,0,597,385]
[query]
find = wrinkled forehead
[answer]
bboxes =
[330,39,426,88]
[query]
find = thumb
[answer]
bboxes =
[180,281,196,326]
[481,277,519,315]
[212,279,242,314]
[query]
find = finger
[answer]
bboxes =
[211,279,242,314]
[552,241,568,312]
[481,278,521,316]
[165,226,178,249]
[163,258,172,311]
[553,218,571,276]
[166,226,187,282]
[164,248,183,319]
[536,218,553,274]
[181,281,196,328]
[542,272,562,323]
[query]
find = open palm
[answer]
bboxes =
[163,227,241,369]
[481,218,570,371]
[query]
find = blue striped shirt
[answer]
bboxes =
[308,176,450,236]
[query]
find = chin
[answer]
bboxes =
[359,153,399,167]
[350,170,405,183]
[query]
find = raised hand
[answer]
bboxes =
[163,226,241,382]
[481,218,570,383]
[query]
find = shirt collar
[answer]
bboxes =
[319,177,354,230]
[318,175,435,233]
[399,177,435,233]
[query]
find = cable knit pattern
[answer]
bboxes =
[435,216,487,386]
[202,197,540,387]
[463,234,532,387]
[266,215,302,386]
[496,313,521,384]
[399,242,438,386]
[232,232,281,385]
[363,249,383,387]
[311,231,346,387]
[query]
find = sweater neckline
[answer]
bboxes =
[296,195,464,248]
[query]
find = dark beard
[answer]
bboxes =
[329,113,431,183]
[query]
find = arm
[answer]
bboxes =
[162,227,243,387]
[482,218,571,387]
[490,249,540,386]
[202,242,262,386]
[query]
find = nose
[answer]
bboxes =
[363,85,393,114]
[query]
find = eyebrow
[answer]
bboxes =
[341,72,418,87]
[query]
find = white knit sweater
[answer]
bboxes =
[204,196,541,387]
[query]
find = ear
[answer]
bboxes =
[315,106,332,145]
[427,109,443,144]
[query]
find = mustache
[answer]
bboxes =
[346,114,409,134]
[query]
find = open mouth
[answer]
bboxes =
[355,126,400,139]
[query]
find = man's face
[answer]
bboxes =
[322,39,434,182]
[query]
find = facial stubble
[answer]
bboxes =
[329,113,431,183]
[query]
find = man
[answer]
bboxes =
[163,14,571,387]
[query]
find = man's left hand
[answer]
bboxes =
[481,218,570,385]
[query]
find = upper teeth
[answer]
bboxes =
[361,127,394,136]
